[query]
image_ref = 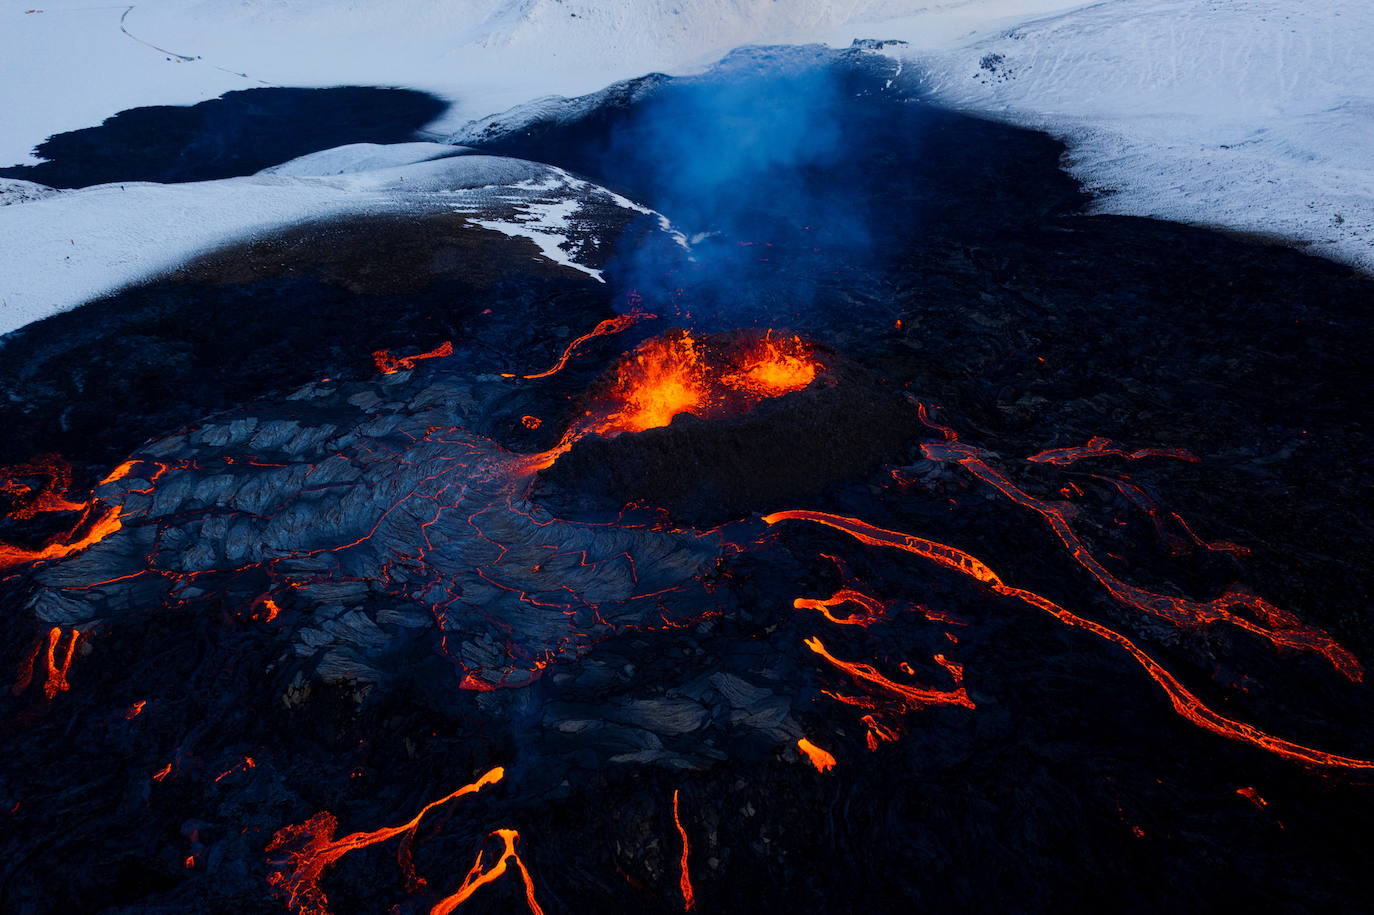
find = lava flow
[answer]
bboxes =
[765,510,1374,770]
[797,737,838,772]
[373,340,454,375]
[11,626,81,700]
[503,311,657,379]
[0,505,122,571]
[431,828,543,915]
[915,405,1361,682]
[1025,436,1199,466]
[266,766,505,915]
[672,789,696,912]
[0,454,86,518]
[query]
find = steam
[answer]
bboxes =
[601,54,888,325]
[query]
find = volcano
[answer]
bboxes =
[2,41,1373,915]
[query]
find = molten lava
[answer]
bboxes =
[0,506,122,570]
[721,331,817,396]
[1025,436,1199,466]
[765,510,1374,770]
[797,737,838,772]
[916,410,1360,682]
[373,341,454,375]
[431,828,544,915]
[804,637,974,713]
[266,766,505,915]
[504,311,657,380]
[577,329,822,439]
[672,789,695,912]
[12,627,81,700]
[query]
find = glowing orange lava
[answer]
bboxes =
[585,331,708,436]
[373,341,454,375]
[266,766,504,915]
[804,636,974,712]
[0,454,85,517]
[721,331,817,396]
[504,312,657,380]
[672,789,695,912]
[0,506,122,570]
[764,510,1374,770]
[431,829,543,915]
[919,433,1360,682]
[793,588,888,626]
[797,737,837,772]
[577,330,821,439]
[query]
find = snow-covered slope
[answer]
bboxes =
[1,0,1371,339]
[0,145,676,336]
[919,0,1374,271]
[1,0,1089,167]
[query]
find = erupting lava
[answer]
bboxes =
[721,330,818,396]
[576,329,822,439]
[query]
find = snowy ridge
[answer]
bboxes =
[1,0,1371,340]
[919,0,1374,271]
[0,146,680,336]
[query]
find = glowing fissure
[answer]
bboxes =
[266,766,505,915]
[764,510,1374,770]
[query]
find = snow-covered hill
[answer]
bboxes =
[919,0,1374,271]
[0,145,679,336]
[1,0,1371,336]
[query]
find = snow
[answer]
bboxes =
[0,0,1090,168]
[916,0,1374,272]
[1,0,1371,337]
[0,149,675,336]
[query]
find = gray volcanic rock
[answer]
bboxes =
[23,369,721,691]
